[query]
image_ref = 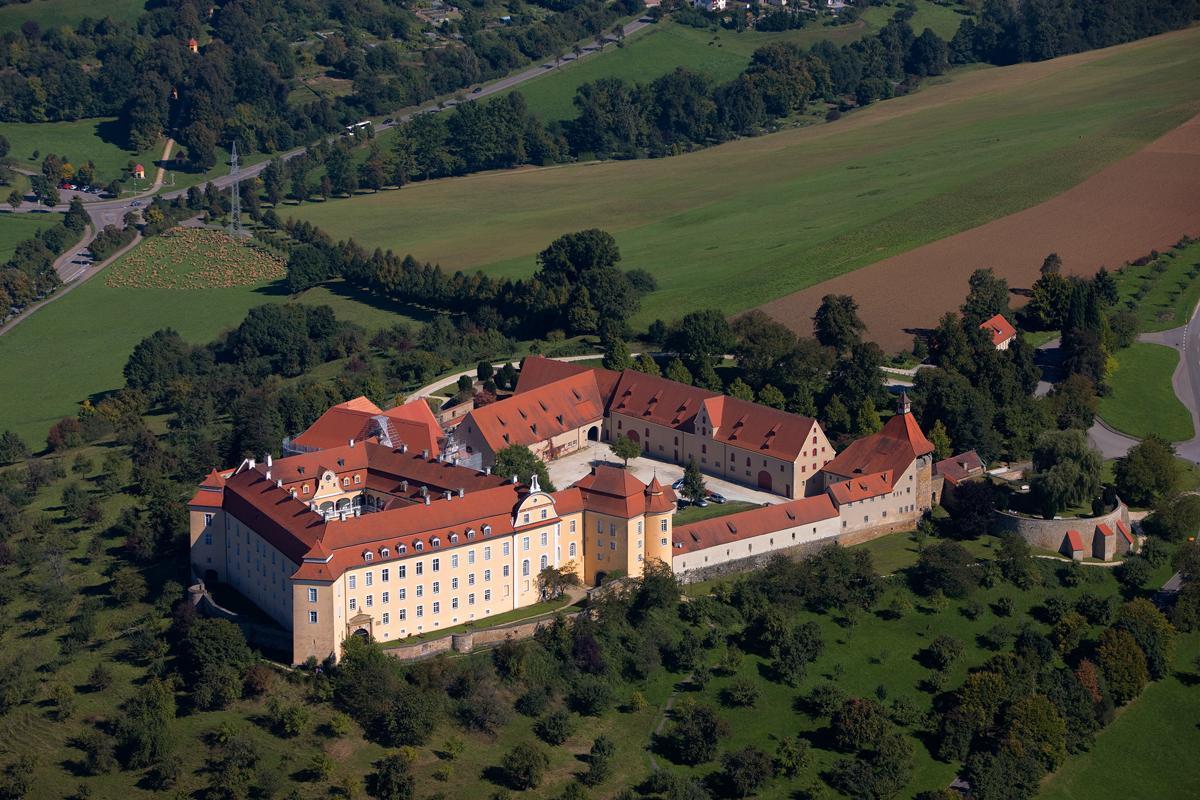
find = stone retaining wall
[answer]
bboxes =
[991,500,1128,553]
[382,608,585,661]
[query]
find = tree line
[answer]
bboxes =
[0,197,89,321]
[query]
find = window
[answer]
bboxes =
[414,541,423,552]
[484,569,492,581]
[307,588,318,603]
[502,542,511,556]
[204,513,214,527]
[484,589,492,601]
[381,568,389,582]
[349,598,357,610]
[661,537,668,546]
[522,536,530,551]
[503,565,510,578]
[482,524,492,536]
[540,554,548,570]
[468,550,475,565]
[348,575,356,589]
[355,475,361,484]
[432,581,440,594]
[363,551,373,562]
[365,595,373,607]
[432,602,440,614]
[569,520,576,532]
[382,591,389,604]
[569,542,577,557]
[343,477,350,487]
[365,572,373,586]
[398,565,406,579]
[398,543,407,554]
[302,484,310,494]
[415,562,423,576]
[609,541,617,550]
[451,577,459,590]
[469,593,476,605]
[596,520,603,533]
[431,537,441,547]
[309,611,318,624]
[637,521,642,534]
[540,509,548,520]
[416,605,423,618]
[399,609,407,620]
[521,559,530,577]
[609,523,616,535]
[660,519,668,532]
[522,513,530,524]
[416,585,424,597]
[382,612,390,624]
[432,558,440,572]
[398,588,406,600]
[540,531,548,546]
[452,598,459,609]
[449,533,458,544]
[451,554,459,568]
[483,546,492,561]
[204,532,213,545]
[381,548,389,558]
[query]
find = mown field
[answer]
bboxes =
[0,210,62,262]
[1113,237,1200,332]
[860,0,968,40]
[0,234,428,446]
[1098,342,1194,442]
[285,27,1200,330]
[0,118,162,186]
[0,0,146,33]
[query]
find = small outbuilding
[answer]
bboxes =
[1061,529,1085,561]
[188,37,199,53]
[1093,523,1117,561]
[980,313,1017,350]
[131,164,146,180]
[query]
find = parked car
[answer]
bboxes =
[672,478,685,491]
[707,492,727,504]
[383,117,395,124]
[472,86,483,93]
[129,200,142,207]
[693,498,709,508]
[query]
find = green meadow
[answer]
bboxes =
[0,0,146,33]
[0,118,162,185]
[1099,342,1194,442]
[0,211,63,262]
[286,28,1200,329]
[1113,237,1200,332]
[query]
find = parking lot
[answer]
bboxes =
[545,444,784,507]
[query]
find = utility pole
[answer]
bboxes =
[228,139,243,237]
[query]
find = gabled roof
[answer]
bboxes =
[934,450,985,486]
[464,371,604,453]
[574,464,676,517]
[702,394,816,461]
[516,356,621,404]
[822,410,934,483]
[222,467,327,563]
[292,397,441,456]
[1116,520,1134,545]
[826,471,894,504]
[980,313,1017,347]
[609,370,720,431]
[673,495,837,554]
[1095,523,1114,538]
[1065,530,1084,551]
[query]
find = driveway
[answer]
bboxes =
[546,445,783,507]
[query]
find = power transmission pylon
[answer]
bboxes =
[228,140,244,237]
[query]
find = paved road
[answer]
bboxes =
[1137,316,1200,463]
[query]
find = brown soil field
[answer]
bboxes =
[759,112,1200,352]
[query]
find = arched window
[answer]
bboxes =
[521,559,530,577]
[540,554,548,571]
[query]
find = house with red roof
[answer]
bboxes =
[980,313,1017,350]
[1062,529,1085,561]
[286,396,442,458]
[818,392,936,541]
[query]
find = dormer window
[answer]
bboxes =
[466,529,475,540]
[398,544,407,554]
[449,533,459,543]
[431,537,441,547]
[363,551,374,562]
[482,524,492,536]
[303,484,310,494]
[381,547,390,558]
[354,474,361,484]
[414,541,424,551]
[297,466,306,475]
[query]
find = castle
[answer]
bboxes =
[189,358,939,664]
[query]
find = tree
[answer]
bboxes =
[583,735,615,786]
[946,479,995,539]
[774,735,810,777]
[1003,695,1066,771]
[502,742,549,790]
[493,444,555,492]
[831,697,887,752]
[721,746,774,798]
[1144,493,1200,541]
[772,620,824,686]
[537,564,580,599]
[1115,598,1176,680]
[961,268,1009,325]
[663,701,728,765]
[667,309,733,368]
[813,294,865,353]
[758,384,785,409]
[728,377,755,401]
[536,229,620,286]
[1041,252,1063,275]
[681,457,706,503]
[923,635,965,671]
[602,336,632,371]
[963,745,1044,800]
[929,420,951,461]
[610,434,641,467]
[1114,435,1181,507]
[535,709,575,745]
[1029,430,1102,518]
[632,353,661,376]
[911,541,977,598]
[114,678,174,768]
[184,619,252,711]
[1097,627,1149,705]
[731,310,796,386]
[0,431,29,464]
[665,358,693,385]
[366,754,415,800]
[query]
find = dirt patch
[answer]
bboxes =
[759,112,1200,351]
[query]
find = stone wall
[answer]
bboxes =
[383,608,585,661]
[991,501,1128,553]
[191,584,294,656]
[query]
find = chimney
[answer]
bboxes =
[457,487,464,498]
[510,474,518,484]
[422,449,429,459]
[400,480,408,491]
[266,454,272,467]
[276,479,283,488]
[444,490,452,501]
[248,458,256,469]
[400,444,407,453]
[420,485,428,497]
[265,470,271,480]
[349,438,355,447]
[484,466,491,475]
[423,495,431,506]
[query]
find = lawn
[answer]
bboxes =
[673,499,761,526]
[0,236,428,446]
[861,0,969,40]
[0,211,63,263]
[0,118,163,186]
[1099,342,1194,442]
[0,0,146,33]
[285,28,1200,329]
[502,17,881,124]
[1112,237,1200,332]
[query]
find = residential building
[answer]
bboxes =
[284,396,441,457]
[979,313,1017,350]
[694,0,728,11]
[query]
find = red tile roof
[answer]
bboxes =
[822,410,934,483]
[464,371,604,453]
[673,495,837,554]
[1116,520,1134,544]
[826,471,894,504]
[980,313,1017,347]
[1066,530,1084,551]
[222,467,327,563]
[516,356,621,403]
[574,464,677,517]
[702,394,816,461]
[610,370,720,431]
[1095,523,1114,538]
[292,397,440,456]
[933,450,985,486]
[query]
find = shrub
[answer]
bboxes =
[721,677,761,708]
[535,709,575,746]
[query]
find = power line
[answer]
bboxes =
[228,140,243,237]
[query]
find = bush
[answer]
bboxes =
[535,709,575,745]
[502,743,550,790]
[567,676,612,716]
[803,682,847,718]
[721,678,760,708]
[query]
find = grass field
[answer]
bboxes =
[861,0,969,40]
[0,0,146,33]
[1113,238,1200,332]
[103,228,286,289]
[0,238,427,446]
[0,118,162,185]
[285,28,1200,329]
[0,211,62,263]
[1099,342,1194,442]
[673,499,761,526]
